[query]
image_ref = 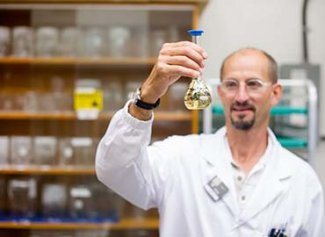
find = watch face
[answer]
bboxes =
[127,87,139,101]
[135,87,141,100]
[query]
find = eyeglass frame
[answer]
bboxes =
[219,78,274,96]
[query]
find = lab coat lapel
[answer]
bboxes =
[238,143,292,224]
[201,128,239,218]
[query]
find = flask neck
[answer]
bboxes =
[192,36,199,45]
[194,77,203,82]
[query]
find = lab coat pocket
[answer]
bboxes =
[267,225,291,237]
[251,205,295,237]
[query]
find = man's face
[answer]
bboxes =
[218,49,282,131]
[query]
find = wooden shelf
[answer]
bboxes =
[0,0,206,6]
[0,111,91,120]
[0,166,95,175]
[0,57,156,66]
[0,218,159,230]
[0,111,192,121]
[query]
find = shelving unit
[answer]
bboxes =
[203,79,318,165]
[0,1,207,236]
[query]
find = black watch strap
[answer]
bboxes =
[135,98,160,110]
[134,88,160,110]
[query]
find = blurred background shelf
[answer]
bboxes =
[0,1,205,236]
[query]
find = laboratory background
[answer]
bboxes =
[0,0,324,236]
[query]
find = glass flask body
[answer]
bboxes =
[184,77,211,110]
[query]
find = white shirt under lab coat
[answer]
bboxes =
[96,102,325,237]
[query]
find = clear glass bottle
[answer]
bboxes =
[184,30,211,110]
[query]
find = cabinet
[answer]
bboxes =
[0,1,207,236]
[202,78,318,165]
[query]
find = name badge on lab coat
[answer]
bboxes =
[204,175,229,202]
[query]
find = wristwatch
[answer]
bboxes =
[134,87,160,110]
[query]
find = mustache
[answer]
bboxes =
[231,101,256,111]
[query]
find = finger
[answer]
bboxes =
[164,55,203,72]
[163,41,208,59]
[161,42,207,68]
[163,64,201,79]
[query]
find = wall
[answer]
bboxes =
[199,0,325,136]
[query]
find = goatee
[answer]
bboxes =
[230,101,256,130]
[231,117,255,130]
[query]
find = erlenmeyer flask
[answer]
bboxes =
[184,30,211,110]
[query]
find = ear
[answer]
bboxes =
[270,83,283,106]
[217,84,225,104]
[217,84,221,97]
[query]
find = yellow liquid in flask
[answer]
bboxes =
[184,78,211,110]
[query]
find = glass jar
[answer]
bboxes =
[42,183,67,218]
[35,26,59,57]
[59,27,81,57]
[68,184,95,219]
[58,137,74,166]
[10,136,32,165]
[33,136,57,165]
[0,26,10,57]
[0,136,9,166]
[12,26,34,57]
[71,137,95,166]
[107,26,131,58]
[81,27,105,58]
[7,177,37,218]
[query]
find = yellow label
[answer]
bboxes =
[74,89,103,111]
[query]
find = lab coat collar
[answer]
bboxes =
[201,127,293,225]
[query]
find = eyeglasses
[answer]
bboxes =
[220,79,272,96]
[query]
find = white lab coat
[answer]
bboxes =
[96,103,325,237]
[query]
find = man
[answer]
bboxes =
[96,41,325,236]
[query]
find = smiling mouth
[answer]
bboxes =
[232,107,254,112]
[231,101,256,114]
[231,107,255,119]
[234,107,250,111]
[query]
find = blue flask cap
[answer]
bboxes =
[188,29,204,36]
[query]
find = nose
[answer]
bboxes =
[234,84,249,103]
